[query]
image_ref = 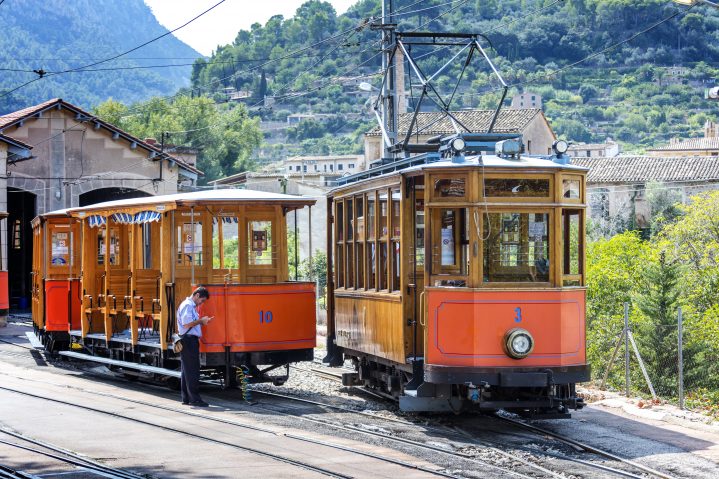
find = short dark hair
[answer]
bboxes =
[192,286,210,299]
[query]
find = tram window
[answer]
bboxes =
[379,242,388,290]
[367,195,376,240]
[484,178,550,198]
[108,228,120,266]
[379,192,388,238]
[562,209,583,285]
[433,177,466,199]
[367,243,376,290]
[347,244,355,288]
[355,197,364,241]
[177,222,203,266]
[97,229,106,265]
[415,198,425,268]
[51,230,71,266]
[248,220,273,266]
[563,179,581,199]
[357,243,365,288]
[336,245,344,288]
[212,217,239,270]
[142,223,152,269]
[391,189,400,238]
[391,241,400,291]
[432,209,469,285]
[483,213,550,283]
[336,202,344,241]
[347,200,354,241]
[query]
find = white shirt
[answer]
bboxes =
[177,297,202,337]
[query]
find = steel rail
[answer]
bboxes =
[449,424,646,479]
[494,415,677,479]
[0,371,530,479]
[0,349,653,479]
[0,436,142,479]
[0,374,459,479]
[250,392,536,479]
[271,369,652,479]
[0,385,351,479]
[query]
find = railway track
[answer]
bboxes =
[0,370,532,479]
[289,363,674,479]
[0,384,357,479]
[0,344,679,479]
[493,415,676,479]
[0,379,461,479]
[0,430,146,479]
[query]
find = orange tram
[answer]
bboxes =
[31,189,317,386]
[324,134,590,417]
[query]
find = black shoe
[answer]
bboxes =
[182,401,190,405]
[190,401,209,407]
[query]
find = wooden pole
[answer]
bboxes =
[678,307,684,409]
[624,302,630,397]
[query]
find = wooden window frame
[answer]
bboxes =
[559,174,585,204]
[481,173,554,203]
[429,173,469,203]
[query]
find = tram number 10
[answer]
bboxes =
[259,310,274,324]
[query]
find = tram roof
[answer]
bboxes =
[64,188,316,217]
[330,153,588,192]
[409,154,589,172]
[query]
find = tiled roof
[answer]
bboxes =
[647,137,719,151]
[365,108,545,136]
[0,133,32,150]
[0,98,61,129]
[0,98,201,175]
[567,142,615,150]
[572,156,719,183]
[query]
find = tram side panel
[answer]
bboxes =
[424,288,586,369]
[198,282,316,357]
[334,294,405,364]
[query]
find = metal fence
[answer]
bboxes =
[592,303,718,409]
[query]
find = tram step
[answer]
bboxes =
[25,331,44,349]
[58,350,181,378]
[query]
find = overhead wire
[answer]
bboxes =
[58,0,228,74]
[0,0,228,99]
[504,4,696,91]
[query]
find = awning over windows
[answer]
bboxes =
[87,211,162,227]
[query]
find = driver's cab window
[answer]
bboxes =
[431,208,469,287]
[213,216,239,279]
[50,228,73,267]
[248,220,273,266]
[177,221,203,266]
[483,212,550,283]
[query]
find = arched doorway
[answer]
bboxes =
[7,188,36,310]
[79,187,153,207]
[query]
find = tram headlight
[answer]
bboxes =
[504,328,534,359]
[450,137,466,153]
[552,140,569,155]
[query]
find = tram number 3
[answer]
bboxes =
[514,307,522,323]
[259,310,274,324]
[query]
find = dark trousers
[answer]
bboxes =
[180,335,202,403]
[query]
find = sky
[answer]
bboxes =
[144,0,357,56]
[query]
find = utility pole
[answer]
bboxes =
[377,0,398,161]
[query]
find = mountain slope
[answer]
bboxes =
[190,0,719,151]
[0,0,201,112]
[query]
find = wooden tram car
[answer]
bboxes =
[31,189,317,386]
[324,134,590,416]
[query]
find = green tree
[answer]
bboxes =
[634,252,682,396]
[646,181,683,236]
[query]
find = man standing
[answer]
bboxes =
[177,286,213,406]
